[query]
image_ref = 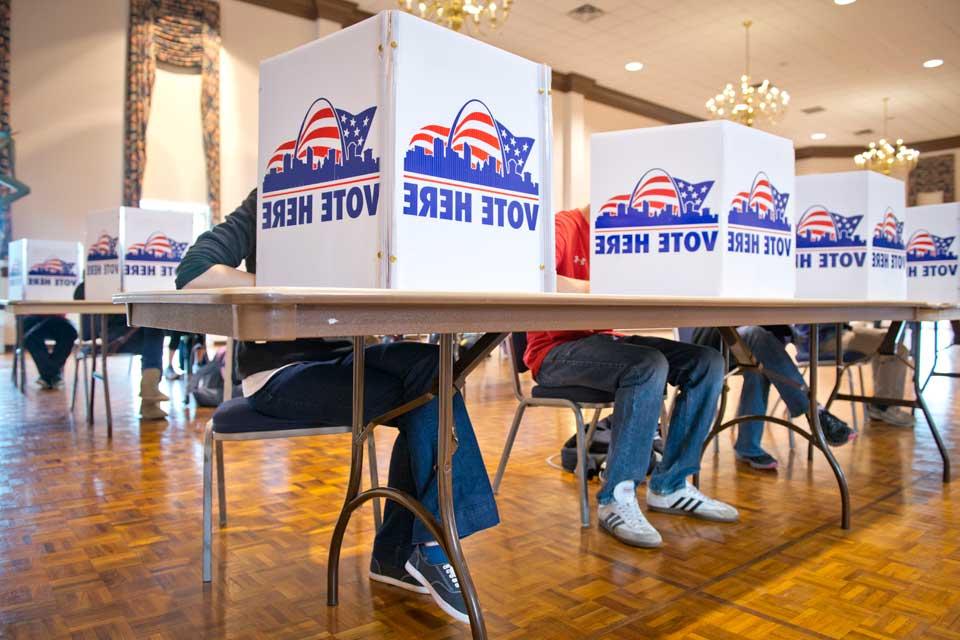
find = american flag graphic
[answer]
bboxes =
[907,230,936,255]
[450,100,503,169]
[749,173,774,217]
[729,172,790,224]
[88,232,118,260]
[29,258,74,275]
[410,124,451,155]
[874,209,902,242]
[497,121,535,176]
[830,212,863,241]
[268,99,376,173]
[797,206,836,240]
[631,168,680,216]
[934,234,956,257]
[599,194,631,217]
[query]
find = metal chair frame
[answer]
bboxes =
[201,418,381,582]
[492,336,611,529]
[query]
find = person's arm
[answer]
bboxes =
[556,275,589,294]
[176,189,258,290]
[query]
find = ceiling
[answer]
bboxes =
[356,0,960,148]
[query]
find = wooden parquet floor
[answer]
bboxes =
[1,333,958,639]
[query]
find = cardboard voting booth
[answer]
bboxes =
[905,202,960,304]
[795,171,906,300]
[589,120,796,298]
[85,207,197,300]
[256,11,554,292]
[8,238,82,301]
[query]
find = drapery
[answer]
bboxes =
[124,0,221,221]
[0,0,12,258]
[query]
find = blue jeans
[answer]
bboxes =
[537,334,724,502]
[733,327,809,457]
[116,328,165,371]
[23,316,78,383]
[248,341,499,569]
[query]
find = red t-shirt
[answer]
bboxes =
[523,209,601,377]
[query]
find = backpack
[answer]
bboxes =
[187,349,241,406]
[560,417,662,480]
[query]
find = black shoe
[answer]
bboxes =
[818,409,856,447]
[405,544,468,623]
[735,451,779,470]
[369,556,428,594]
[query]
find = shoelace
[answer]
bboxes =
[442,563,460,589]
[618,500,648,528]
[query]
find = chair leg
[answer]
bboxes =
[846,368,858,432]
[857,365,867,426]
[493,403,527,494]
[202,422,214,583]
[585,407,602,446]
[572,407,590,528]
[216,440,227,527]
[70,352,80,413]
[367,434,382,530]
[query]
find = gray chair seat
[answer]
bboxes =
[212,397,334,434]
[530,385,614,404]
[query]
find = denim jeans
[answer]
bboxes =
[731,327,809,457]
[536,334,724,502]
[23,316,78,383]
[115,328,165,371]
[248,341,499,569]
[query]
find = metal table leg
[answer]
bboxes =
[697,325,851,529]
[326,334,491,639]
[88,316,98,427]
[912,321,951,483]
[14,315,25,392]
[100,314,113,438]
[808,323,851,529]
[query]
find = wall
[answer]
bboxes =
[141,65,206,204]
[10,0,126,243]
[219,0,317,212]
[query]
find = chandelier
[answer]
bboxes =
[854,98,919,175]
[706,20,789,127]
[398,0,513,33]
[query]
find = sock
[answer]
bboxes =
[612,480,636,505]
[420,541,448,565]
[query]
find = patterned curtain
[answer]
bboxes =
[124,0,221,221]
[0,0,12,259]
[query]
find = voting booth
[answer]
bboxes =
[85,207,197,300]
[589,120,795,298]
[8,238,82,301]
[795,171,906,300]
[256,11,554,292]
[905,202,960,304]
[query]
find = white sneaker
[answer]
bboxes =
[598,499,662,548]
[867,405,915,428]
[646,483,739,523]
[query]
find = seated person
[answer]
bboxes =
[691,326,854,470]
[175,189,498,624]
[526,205,737,550]
[22,314,78,389]
[74,282,168,420]
[793,324,913,427]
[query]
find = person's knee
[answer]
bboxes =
[619,351,669,388]
[697,347,725,383]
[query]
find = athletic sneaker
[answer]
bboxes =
[867,405,915,428]
[164,365,181,381]
[646,482,739,523]
[735,451,779,470]
[598,499,662,548]
[819,408,857,446]
[405,543,468,623]
[369,556,429,594]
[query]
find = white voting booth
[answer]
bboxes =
[85,207,197,300]
[256,11,554,292]
[8,238,83,301]
[795,171,907,300]
[905,202,960,304]
[589,120,796,298]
